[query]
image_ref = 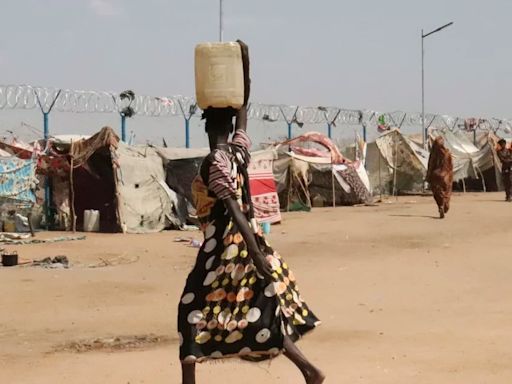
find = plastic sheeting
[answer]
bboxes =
[430,129,495,181]
[248,149,281,224]
[365,129,428,194]
[115,144,177,233]
[0,156,37,203]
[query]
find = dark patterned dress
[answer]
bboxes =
[177,131,320,363]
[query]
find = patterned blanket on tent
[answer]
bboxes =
[248,155,282,224]
[0,157,38,203]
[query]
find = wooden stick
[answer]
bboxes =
[331,163,336,208]
[27,211,35,237]
[69,142,76,233]
[378,145,383,200]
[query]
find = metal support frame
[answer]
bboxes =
[35,89,62,229]
[178,100,197,148]
[121,115,127,142]
[279,106,300,140]
[323,109,341,139]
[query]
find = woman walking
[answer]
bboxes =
[177,41,324,384]
[426,136,453,218]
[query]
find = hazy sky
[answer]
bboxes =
[0,0,511,146]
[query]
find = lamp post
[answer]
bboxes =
[219,0,224,42]
[422,22,453,148]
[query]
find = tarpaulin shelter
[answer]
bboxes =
[0,156,38,204]
[365,129,428,195]
[66,127,178,233]
[157,146,283,225]
[273,132,371,210]
[247,149,281,224]
[430,128,500,191]
[0,127,181,233]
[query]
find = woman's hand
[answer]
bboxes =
[250,248,274,282]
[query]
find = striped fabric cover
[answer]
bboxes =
[248,153,281,224]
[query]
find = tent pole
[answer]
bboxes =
[477,167,487,192]
[331,164,336,208]
[185,118,190,148]
[120,115,127,142]
[378,145,382,201]
[393,136,399,199]
[69,142,76,233]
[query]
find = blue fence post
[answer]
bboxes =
[43,112,52,229]
[287,122,292,140]
[121,115,127,142]
[36,89,61,230]
[362,123,367,142]
[185,118,190,148]
[43,112,49,140]
[327,123,332,139]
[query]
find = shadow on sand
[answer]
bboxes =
[388,214,440,220]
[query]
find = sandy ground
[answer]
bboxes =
[1,192,512,384]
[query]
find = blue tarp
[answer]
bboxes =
[0,157,37,203]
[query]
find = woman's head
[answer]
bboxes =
[433,136,445,148]
[498,138,507,149]
[203,108,236,149]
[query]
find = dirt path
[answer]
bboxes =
[1,193,512,383]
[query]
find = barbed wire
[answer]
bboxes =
[1,84,511,133]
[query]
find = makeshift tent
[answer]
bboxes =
[248,149,281,224]
[66,127,179,233]
[365,129,428,195]
[430,128,500,191]
[158,146,283,225]
[115,144,178,233]
[273,132,371,210]
[0,156,37,204]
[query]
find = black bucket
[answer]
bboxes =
[2,252,18,267]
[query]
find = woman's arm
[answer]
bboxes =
[223,197,273,282]
[235,105,247,132]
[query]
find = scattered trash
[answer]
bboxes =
[87,254,139,268]
[174,237,202,248]
[0,235,86,246]
[181,225,199,231]
[190,239,202,248]
[31,255,70,269]
[174,237,191,243]
[53,334,171,353]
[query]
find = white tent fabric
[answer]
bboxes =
[115,144,178,233]
[430,129,495,181]
[155,147,209,162]
[366,129,428,194]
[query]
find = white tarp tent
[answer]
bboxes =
[115,144,180,233]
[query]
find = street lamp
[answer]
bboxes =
[219,0,224,42]
[421,22,453,148]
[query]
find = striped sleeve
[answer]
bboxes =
[231,130,251,150]
[208,150,237,200]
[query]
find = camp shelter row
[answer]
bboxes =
[0,126,499,234]
[0,127,374,233]
[359,128,504,195]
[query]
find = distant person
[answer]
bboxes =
[177,41,324,384]
[497,138,512,201]
[426,137,454,219]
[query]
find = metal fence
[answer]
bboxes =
[1,84,511,147]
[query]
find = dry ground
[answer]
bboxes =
[1,192,512,383]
